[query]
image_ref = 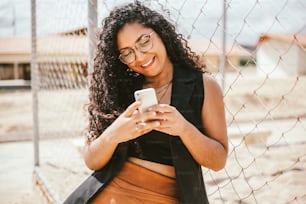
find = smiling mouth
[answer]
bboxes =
[141,57,155,69]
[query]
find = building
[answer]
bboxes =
[0,34,88,88]
[256,33,306,77]
[0,37,31,81]
[188,38,252,73]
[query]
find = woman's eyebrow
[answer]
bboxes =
[135,33,147,42]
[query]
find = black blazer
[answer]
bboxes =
[64,65,209,204]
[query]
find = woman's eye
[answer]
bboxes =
[121,49,133,57]
[138,36,150,47]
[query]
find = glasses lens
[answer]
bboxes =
[119,48,134,64]
[137,34,153,52]
[118,32,153,64]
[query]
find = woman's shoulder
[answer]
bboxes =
[202,73,224,100]
[202,72,216,83]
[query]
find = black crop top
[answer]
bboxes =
[128,130,173,166]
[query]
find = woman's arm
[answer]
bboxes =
[180,74,228,170]
[83,128,119,170]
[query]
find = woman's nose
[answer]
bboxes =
[134,49,146,62]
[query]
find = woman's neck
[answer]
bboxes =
[144,64,173,89]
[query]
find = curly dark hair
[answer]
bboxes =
[87,1,206,138]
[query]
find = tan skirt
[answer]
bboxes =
[91,161,179,204]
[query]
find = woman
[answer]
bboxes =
[64,1,227,204]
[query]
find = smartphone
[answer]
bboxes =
[134,88,158,112]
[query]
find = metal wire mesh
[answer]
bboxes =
[31,0,306,203]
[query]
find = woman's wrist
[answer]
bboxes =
[100,126,120,146]
[179,120,197,140]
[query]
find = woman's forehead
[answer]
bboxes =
[117,23,152,48]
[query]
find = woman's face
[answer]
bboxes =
[117,23,172,78]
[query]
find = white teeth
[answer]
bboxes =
[142,58,154,67]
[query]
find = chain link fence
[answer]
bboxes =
[31,0,306,203]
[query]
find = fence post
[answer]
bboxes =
[31,0,39,166]
[220,0,227,90]
[87,0,98,78]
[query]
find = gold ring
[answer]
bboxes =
[135,121,146,131]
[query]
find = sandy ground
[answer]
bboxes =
[0,141,44,204]
[0,68,306,203]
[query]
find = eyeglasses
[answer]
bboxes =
[118,32,154,64]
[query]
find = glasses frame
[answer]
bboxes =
[118,32,154,65]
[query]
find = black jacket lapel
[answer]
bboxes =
[170,66,209,204]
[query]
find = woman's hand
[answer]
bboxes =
[147,104,189,136]
[103,101,161,144]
